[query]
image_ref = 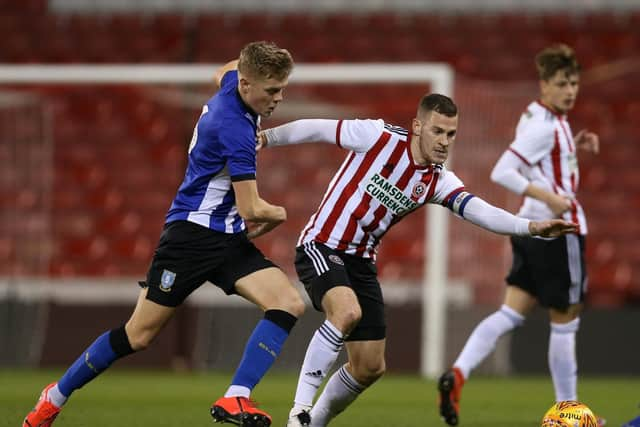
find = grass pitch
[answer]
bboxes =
[1,369,637,426]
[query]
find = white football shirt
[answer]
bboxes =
[297,119,467,258]
[507,101,587,234]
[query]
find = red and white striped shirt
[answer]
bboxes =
[506,101,587,234]
[293,119,466,258]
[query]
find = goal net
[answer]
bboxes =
[0,89,53,365]
[0,64,536,376]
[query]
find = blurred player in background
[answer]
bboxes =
[438,44,603,426]
[23,41,304,427]
[258,93,577,427]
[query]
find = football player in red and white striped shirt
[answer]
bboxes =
[440,45,604,426]
[261,93,576,427]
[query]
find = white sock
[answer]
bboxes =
[549,318,579,401]
[48,384,68,407]
[294,320,344,409]
[224,385,250,398]
[454,305,524,379]
[310,365,365,427]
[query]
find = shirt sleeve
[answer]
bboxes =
[490,150,531,195]
[264,118,384,153]
[220,70,238,91]
[431,170,465,205]
[264,119,340,147]
[337,119,385,152]
[509,114,555,166]
[435,170,530,235]
[458,196,531,236]
[220,122,257,181]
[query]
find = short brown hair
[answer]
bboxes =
[535,44,581,81]
[418,93,458,117]
[238,41,294,81]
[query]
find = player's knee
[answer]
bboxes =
[367,360,386,382]
[287,296,305,318]
[128,334,153,351]
[499,304,525,328]
[550,304,582,324]
[343,306,363,330]
[279,288,306,318]
[328,305,362,334]
[353,358,386,386]
[550,316,580,334]
[263,283,305,318]
[125,326,157,351]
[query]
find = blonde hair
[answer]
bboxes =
[238,41,293,81]
[535,44,581,81]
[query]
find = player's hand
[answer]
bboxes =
[246,222,270,240]
[256,131,268,151]
[545,193,572,216]
[246,206,286,239]
[574,129,599,154]
[528,219,578,238]
[246,218,285,240]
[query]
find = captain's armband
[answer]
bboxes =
[444,190,475,217]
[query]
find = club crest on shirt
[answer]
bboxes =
[160,269,176,292]
[328,255,344,266]
[411,182,427,198]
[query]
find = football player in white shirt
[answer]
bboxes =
[439,44,603,426]
[259,93,577,427]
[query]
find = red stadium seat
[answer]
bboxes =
[112,236,154,262]
[52,188,86,211]
[96,211,142,236]
[275,13,322,34]
[86,187,125,212]
[0,9,635,308]
[583,12,630,31]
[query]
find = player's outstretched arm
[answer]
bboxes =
[528,219,578,238]
[258,119,340,150]
[457,195,577,237]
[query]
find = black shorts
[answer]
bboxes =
[141,220,277,307]
[294,241,385,341]
[506,234,587,311]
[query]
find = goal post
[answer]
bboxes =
[0,63,454,378]
[0,63,453,86]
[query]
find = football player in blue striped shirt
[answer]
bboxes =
[24,41,304,427]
